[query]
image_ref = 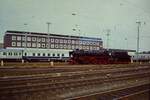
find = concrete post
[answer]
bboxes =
[1,60,4,66]
[50,61,54,66]
[131,59,133,63]
[22,59,24,64]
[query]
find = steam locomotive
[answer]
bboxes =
[69,49,131,64]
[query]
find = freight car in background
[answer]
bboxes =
[132,51,150,62]
[69,49,131,64]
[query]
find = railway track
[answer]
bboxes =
[0,65,150,100]
[0,65,149,86]
[0,64,150,76]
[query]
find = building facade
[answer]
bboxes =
[4,30,103,50]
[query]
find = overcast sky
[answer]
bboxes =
[0,0,150,51]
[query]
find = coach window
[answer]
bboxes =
[38,53,40,56]
[3,52,7,56]
[57,53,60,57]
[19,52,22,56]
[33,53,36,56]
[53,53,55,57]
[14,52,18,56]
[62,54,64,57]
[24,53,27,56]
[43,53,45,56]
[8,52,12,56]
[48,53,50,56]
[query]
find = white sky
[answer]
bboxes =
[0,0,150,51]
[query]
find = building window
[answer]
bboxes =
[32,43,36,47]
[22,37,26,41]
[38,43,41,47]
[55,44,59,48]
[53,53,55,57]
[76,45,79,49]
[68,40,71,44]
[42,43,45,48]
[22,42,26,47]
[60,39,63,43]
[17,36,21,41]
[51,38,54,42]
[33,53,36,56]
[72,40,75,44]
[38,38,41,42]
[12,42,16,46]
[60,44,63,49]
[62,54,64,57]
[55,39,59,43]
[64,45,67,49]
[79,41,82,44]
[86,46,89,50]
[64,39,67,43]
[45,44,49,48]
[32,37,36,41]
[79,46,82,49]
[96,47,99,50]
[83,46,86,49]
[42,38,45,42]
[68,45,71,49]
[72,45,75,49]
[50,44,54,48]
[46,38,50,42]
[76,40,79,44]
[96,42,99,46]
[17,42,21,47]
[27,37,31,41]
[12,36,16,40]
[43,53,45,56]
[27,43,31,47]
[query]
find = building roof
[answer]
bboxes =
[5,30,102,41]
